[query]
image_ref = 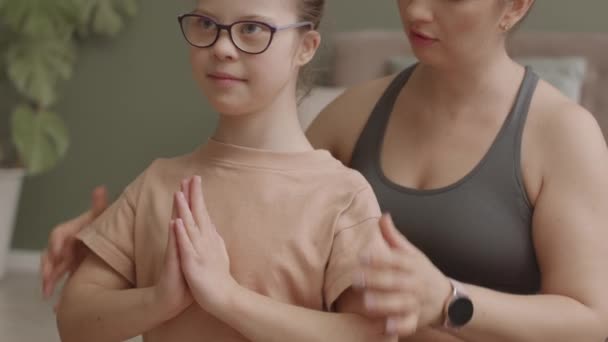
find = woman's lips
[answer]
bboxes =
[409,30,438,47]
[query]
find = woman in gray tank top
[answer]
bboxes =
[306,0,608,341]
[41,0,608,341]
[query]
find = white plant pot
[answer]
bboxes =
[0,168,25,279]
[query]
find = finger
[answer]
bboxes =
[40,253,52,297]
[379,214,411,251]
[364,291,418,317]
[190,175,214,232]
[181,178,192,209]
[386,315,419,337]
[49,210,94,259]
[171,193,178,221]
[174,218,197,260]
[48,228,67,259]
[175,192,200,241]
[352,267,410,292]
[91,185,109,217]
[359,248,410,272]
[40,250,50,278]
[165,220,181,270]
[44,260,71,298]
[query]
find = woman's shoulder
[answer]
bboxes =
[527,79,606,174]
[530,80,603,144]
[306,74,397,165]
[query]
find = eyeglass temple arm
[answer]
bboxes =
[275,21,314,31]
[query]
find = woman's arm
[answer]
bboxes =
[306,75,395,164]
[445,104,608,341]
[352,103,608,342]
[446,284,606,342]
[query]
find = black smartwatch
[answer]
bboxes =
[442,279,474,329]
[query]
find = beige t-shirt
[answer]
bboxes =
[78,139,386,341]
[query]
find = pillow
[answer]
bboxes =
[518,57,587,103]
[297,86,346,130]
[386,55,419,75]
[385,55,588,103]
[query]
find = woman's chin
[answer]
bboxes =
[411,50,441,66]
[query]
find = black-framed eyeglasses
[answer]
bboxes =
[177,14,314,55]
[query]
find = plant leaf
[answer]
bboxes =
[0,0,80,38]
[11,105,69,175]
[6,38,76,107]
[77,0,138,37]
[92,0,123,36]
[116,0,138,17]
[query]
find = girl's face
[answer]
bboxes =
[397,0,515,67]
[185,0,319,116]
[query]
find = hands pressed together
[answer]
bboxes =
[153,175,237,320]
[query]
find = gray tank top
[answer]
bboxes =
[350,65,541,294]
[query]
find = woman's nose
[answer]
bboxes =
[400,0,433,24]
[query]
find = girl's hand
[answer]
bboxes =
[152,217,193,320]
[174,176,237,313]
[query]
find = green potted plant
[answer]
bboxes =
[0,0,138,278]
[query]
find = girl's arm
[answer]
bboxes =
[57,222,192,342]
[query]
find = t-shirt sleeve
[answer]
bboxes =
[323,185,387,311]
[76,174,145,285]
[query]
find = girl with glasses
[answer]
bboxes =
[55,0,397,341]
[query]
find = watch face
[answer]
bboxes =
[448,297,474,327]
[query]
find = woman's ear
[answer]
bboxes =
[500,0,535,29]
[295,30,321,67]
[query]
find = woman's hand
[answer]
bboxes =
[173,175,237,313]
[41,185,109,300]
[353,214,453,336]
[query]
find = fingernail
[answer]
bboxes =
[352,272,366,289]
[195,175,201,183]
[386,318,397,335]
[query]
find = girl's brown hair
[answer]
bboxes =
[297,0,325,29]
[295,0,325,100]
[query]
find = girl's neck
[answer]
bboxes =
[211,94,312,152]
